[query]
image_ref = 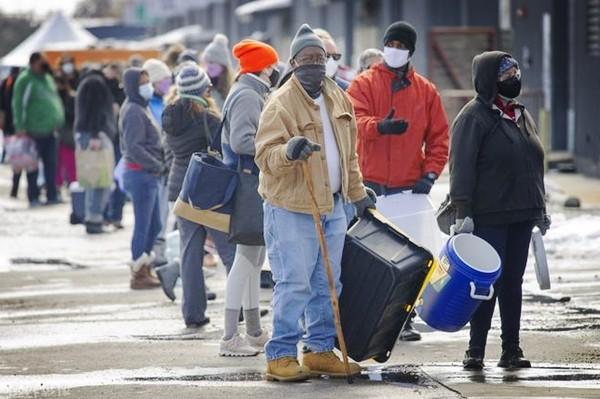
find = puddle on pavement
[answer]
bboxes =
[424,363,600,390]
[524,294,572,304]
[359,365,435,387]
[0,364,437,395]
[127,371,265,383]
[10,257,89,270]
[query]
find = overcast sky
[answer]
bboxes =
[0,0,78,18]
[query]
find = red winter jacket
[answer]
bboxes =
[347,63,449,188]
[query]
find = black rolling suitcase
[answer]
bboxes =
[337,210,434,363]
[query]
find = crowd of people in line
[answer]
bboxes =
[0,20,551,382]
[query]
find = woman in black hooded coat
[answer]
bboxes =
[449,51,551,370]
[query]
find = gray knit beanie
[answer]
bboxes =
[290,24,325,60]
[202,33,232,68]
[176,64,211,98]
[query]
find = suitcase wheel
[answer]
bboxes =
[373,351,391,363]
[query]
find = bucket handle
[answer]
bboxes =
[469,282,494,301]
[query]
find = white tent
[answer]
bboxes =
[1,11,98,67]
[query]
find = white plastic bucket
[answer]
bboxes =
[166,230,181,264]
[376,192,444,255]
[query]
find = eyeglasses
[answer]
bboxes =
[295,54,327,65]
[327,53,342,61]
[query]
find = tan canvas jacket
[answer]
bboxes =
[255,75,367,214]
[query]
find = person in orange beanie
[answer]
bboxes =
[219,39,279,357]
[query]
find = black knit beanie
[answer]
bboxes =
[383,21,417,55]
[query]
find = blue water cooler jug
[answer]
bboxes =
[417,233,502,332]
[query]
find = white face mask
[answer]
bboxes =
[62,63,74,75]
[325,57,339,78]
[383,47,410,69]
[138,82,154,100]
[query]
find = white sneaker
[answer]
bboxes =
[219,334,259,357]
[246,329,270,353]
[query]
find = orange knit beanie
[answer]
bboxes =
[232,39,279,74]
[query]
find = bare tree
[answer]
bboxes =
[0,13,38,58]
[74,0,117,19]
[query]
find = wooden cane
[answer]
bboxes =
[301,160,354,384]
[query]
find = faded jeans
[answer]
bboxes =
[85,188,111,223]
[264,195,347,361]
[123,169,162,261]
[76,132,114,224]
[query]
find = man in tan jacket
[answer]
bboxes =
[255,24,375,382]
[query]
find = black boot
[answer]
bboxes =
[463,349,485,370]
[497,346,531,369]
[85,222,105,234]
[399,314,422,342]
[155,261,180,301]
[206,290,217,301]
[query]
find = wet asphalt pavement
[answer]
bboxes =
[1,166,599,399]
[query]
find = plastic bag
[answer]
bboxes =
[75,132,115,189]
[4,136,38,172]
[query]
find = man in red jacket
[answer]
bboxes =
[347,21,449,341]
[348,21,448,194]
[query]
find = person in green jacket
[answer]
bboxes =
[12,52,65,206]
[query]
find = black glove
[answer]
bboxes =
[286,136,321,161]
[412,173,437,194]
[377,108,409,135]
[353,189,377,217]
[365,187,378,204]
[536,214,551,236]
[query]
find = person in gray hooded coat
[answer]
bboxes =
[218,39,280,357]
[119,67,163,290]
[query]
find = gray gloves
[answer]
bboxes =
[377,108,409,135]
[536,214,552,236]
[353,187,377,217]
[451,217,475,235]
[286,136,321,161]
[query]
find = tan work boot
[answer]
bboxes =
[302,351,362,378]
[265,357,311,382]
[130,261,161,289]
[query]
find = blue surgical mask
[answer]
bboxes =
[138,82,154,100]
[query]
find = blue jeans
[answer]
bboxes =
[77,132,113,223]
[264,195,347,361]
[154,179,170,252]
[85,188,111,223]
[123,169,162,261]
[105,144,126,223]
[343,202,356,226]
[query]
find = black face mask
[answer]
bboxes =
[497,76,522,99]
[269,68,280,88]
[294,64,326,99]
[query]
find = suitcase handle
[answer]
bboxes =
[469,281,494,301]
